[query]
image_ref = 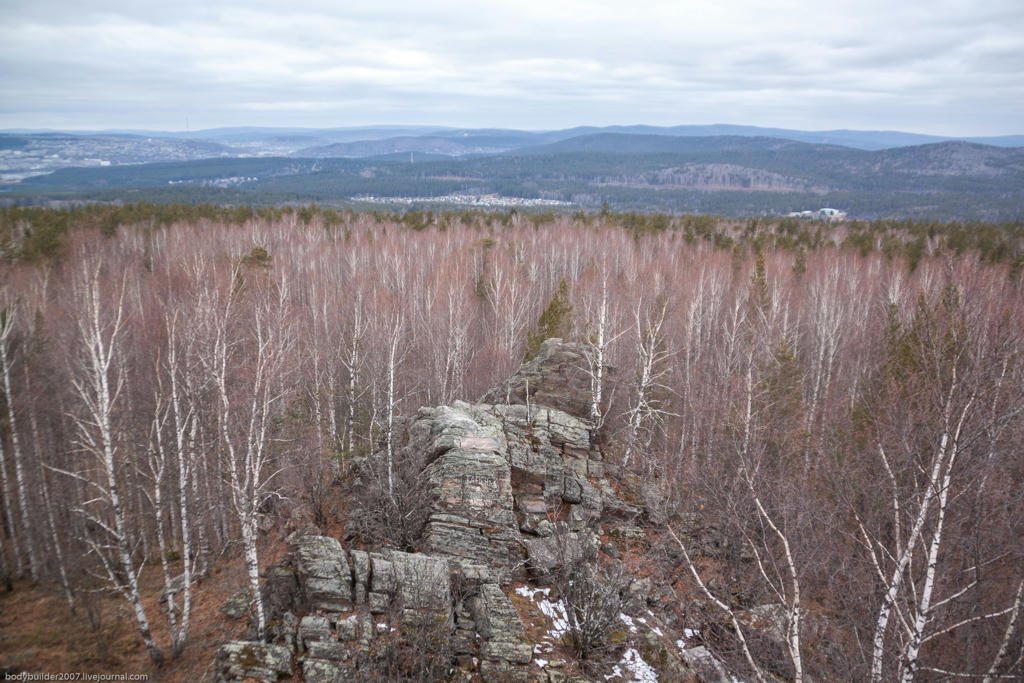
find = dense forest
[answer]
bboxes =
[0,205,1022,680]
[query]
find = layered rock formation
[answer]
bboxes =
[213,339,728,682]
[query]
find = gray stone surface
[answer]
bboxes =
[262,564,300,624]
[471,583,533,678]
[298,615,332,650]
[523,531,586,580]
[349,549,369,606]
[568,504,587,531]
[482,338,600,421]
[333,614,359,641]
[680,645,731,683]
[419,405,523,573]
[302,657,356,683]
[368,591,390,614]
[388,550,452,616]
[294,535,353,614]
[621,472,669,524]
[623,577,653,614]
[222,591,250,620]
[607,524,647,541]
[370,557,396,594]
[597,478,641,521]
[737,602,794,675]
[276,611,299,654]
[214,641,292,682]
[305,639,349,661]
[480,660,530,682]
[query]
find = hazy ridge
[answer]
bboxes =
[2,125,1023,220]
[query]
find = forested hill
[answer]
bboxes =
[5,133,1024,221]
[2,131,1024,219]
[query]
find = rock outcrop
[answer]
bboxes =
[213,339,735,682]
[413,403,522,574]
[482,337,598,421]
[214,642,292,682]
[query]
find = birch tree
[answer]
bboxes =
[0,297,38,583]
[59,261,164,665]
[622,296,673,471]
[205,256,293,641]
[581,262,623,430]
[149,309,197,657]
[855,285,1024,681]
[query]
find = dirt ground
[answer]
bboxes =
[0,532,292,681]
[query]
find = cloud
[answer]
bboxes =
[1,0,1021,134]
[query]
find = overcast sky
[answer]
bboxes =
[1,0,1021,135]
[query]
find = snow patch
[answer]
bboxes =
[514,585,535,598]
[619,613,638,633]
[516,584,568,654]
[605,648,658,681]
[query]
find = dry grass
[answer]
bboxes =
[0,531,291,681]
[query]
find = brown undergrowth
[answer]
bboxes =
[0,528,295,681]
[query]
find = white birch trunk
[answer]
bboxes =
[0,313,38,582]
[70,266,164,666]
[166,313,193,656]
[870,384,958,682]
[385,316,402,500]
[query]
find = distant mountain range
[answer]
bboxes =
[2,125,1022,221]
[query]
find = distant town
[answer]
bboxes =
[355,194,574,208]
[787,207,847,220]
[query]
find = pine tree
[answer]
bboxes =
[524,278,573,360]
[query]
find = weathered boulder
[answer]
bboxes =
[737,603,799,680]
[680,646,731,683]
[278,612,300,654]
[222,590,251,620]
[620,472,669,524]
[294,535,353,614]
[302,657,356,683]
[635,630,693,681]
[623,577,653,614]
[522,529,588,582]
[482,338,599,421]
[213,642,292,683]
[597,478,642,522]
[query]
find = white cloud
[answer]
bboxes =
[1,0,1021,134]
